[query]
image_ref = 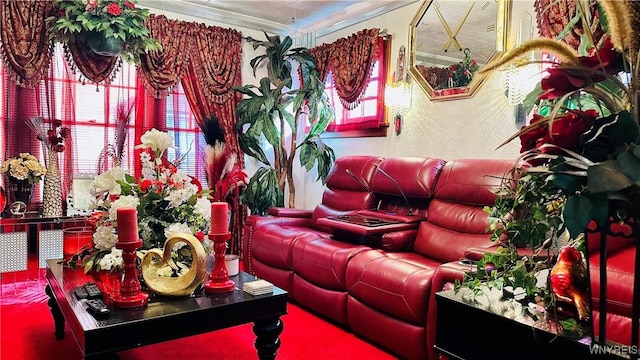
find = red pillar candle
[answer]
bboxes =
[210,201,228,234]
[117,207,139,244]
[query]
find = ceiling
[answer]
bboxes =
[138,0,419,38]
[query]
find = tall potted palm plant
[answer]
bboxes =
[235,32,335,215]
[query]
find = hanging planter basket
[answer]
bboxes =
[78,31,124,57]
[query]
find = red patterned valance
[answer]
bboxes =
[138,15,191,98]
[309,28,380,109]
[185,23,242,105]
[0,0,55,87]
[534,0,603,50]
[66,41,121,84]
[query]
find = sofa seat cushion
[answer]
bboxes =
[589,245,636,317]
[250,225,325,270]
[346,249,439,325]
[592,310,636,346]
[348,295,427,360]
[293,274,351,325]
[291,236,371,290]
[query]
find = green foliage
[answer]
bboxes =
[241,167,283,216]
[47,0,161,63]
[235,32,335,214]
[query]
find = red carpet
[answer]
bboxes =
[0,275,396,359]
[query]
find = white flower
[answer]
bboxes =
[93,225,118,251]
[194,197,211,218]
[108,195,140,220]
[164,222,193,240]
[98,247,124,271]
[139,152,155,180]
[164,187,195,209]
[136,128,174,157]
[91,167,124,196]
[139,220,153,243]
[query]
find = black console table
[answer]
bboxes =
[0,215,88,273]
[435,289,625,360]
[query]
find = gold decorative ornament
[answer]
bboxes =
[140,233,207,297]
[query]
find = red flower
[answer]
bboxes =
[519,110,599,153]
[59,127,71,139]
[106,3,122,16]
[124,1,135,9]
[195,231,205,242]
[539,38,624,100]
[139,179,153,192]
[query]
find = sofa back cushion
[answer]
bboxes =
[369,157,446,216]
[414,158,516,262]
[310,156,381,232]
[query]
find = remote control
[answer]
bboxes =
[84,283,103,299]
[73,286,89,300]
[86,299,110,317]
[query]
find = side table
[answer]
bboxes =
[434,289,625,360]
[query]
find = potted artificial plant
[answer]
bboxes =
[235,32,335,215]
[47,0,161,63]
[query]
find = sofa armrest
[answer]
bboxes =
[267,207,313,218]
[380,229,418,252]
[464,245,534,261]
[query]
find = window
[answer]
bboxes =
[165,87,208,188]
[322,36,390,138]
[1,45,206,196]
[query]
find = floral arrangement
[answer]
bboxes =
[47,0,161,63]
[447,48,479,88]
[26,116,71,154]
[0,153,47,185]
[69,128,212,273]
[457,0,640,334]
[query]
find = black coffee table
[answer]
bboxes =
[45,259,287,360]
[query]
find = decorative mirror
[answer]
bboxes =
[409,0,510,101]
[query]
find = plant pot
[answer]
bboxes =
[79,31,124,57]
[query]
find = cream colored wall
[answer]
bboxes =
[299,0,535,209]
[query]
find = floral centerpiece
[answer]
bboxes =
[457,0,640,338]
[68,128,212,274]
[47,0,161,63]
[0,153,47,186]
[1,152,47,209]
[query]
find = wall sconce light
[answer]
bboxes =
[385,80,411,135]
[501,11,540,127]
[386,45,411,136]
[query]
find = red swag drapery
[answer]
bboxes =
[138,17,245,255]
[0,0,54,87]
[0,1,74,201]
[309,28,380,110]
[0,4,246,252]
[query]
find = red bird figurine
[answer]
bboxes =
[549,246,591,321]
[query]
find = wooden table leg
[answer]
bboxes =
[253,316,283,360]
[45,284,65,339]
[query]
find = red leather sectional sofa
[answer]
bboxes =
[241,155,636,359]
